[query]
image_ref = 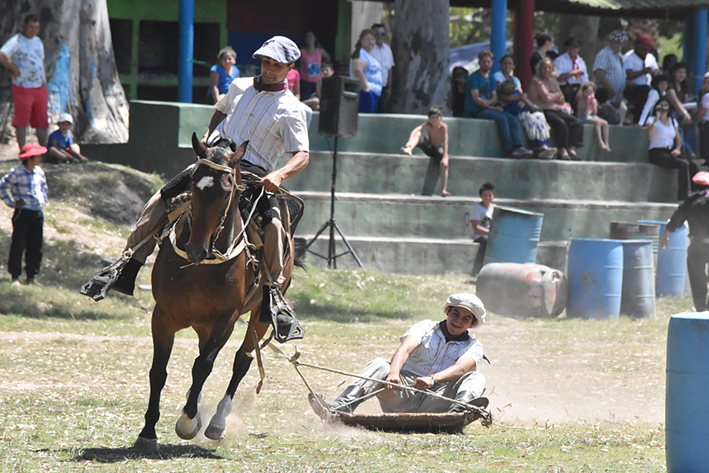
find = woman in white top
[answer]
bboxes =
[638,73,669,126]
[350,29,382,113]
[647,99,701,201]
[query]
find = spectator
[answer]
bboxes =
[0,14,48,150]
[554,36,589,109]
[450,66,469,117]
[300,31,331,101]
[576,82,611,151]
[0,143,48,285]
[464,50,533,159]
[666,62,693,125]
[623,34,660,124]
[370,23,395,113]
[662,54,678,74]
[286,67,301,100]
[399,105,451,197]
[470,183,495,277]
[638,73,670,126]
[592,30,628,125]
[351,29,382,113]
[494,54,556,159]
[302,61,333,111]
[530,33,554,75]
[647,99,702,201]
[692,72,709,163]
[45,113,88,163]
[208,46,239,104]
[528,58,584,160]
[660,172,709,311]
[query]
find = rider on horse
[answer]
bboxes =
[83,36,310,341]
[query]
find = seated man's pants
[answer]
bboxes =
[624,84,651,124]
[469,109,523,153]
[346,357,486,413]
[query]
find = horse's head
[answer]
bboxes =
[185,133,248,264]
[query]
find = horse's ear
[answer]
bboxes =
[192,133,207,158]
[228,140,249,166]
[235,140,249,160]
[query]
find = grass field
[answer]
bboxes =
[0,162,676,472]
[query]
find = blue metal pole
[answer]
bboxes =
[692,8,708,97]
[178,0,194,103]
[490,0,508,75]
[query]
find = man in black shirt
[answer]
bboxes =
[661,172,709,310]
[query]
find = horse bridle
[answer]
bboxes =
[195,157,247,260]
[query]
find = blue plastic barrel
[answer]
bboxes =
[484,206,543,266]
[567,238,624,319]
[666,312,709,472]
[639,220,688,296]
[619,240,656,318]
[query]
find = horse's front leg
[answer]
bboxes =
[205,307,269,440]
[175,313,234,440]
[135,312,175,452]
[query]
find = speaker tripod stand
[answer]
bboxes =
[303,136,364,270]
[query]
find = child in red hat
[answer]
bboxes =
[0,143,48,284]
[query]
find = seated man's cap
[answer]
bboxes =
[693,171,709,187]
[19,143,47,160]
[609,30,628,42]
[252,36,300,65]
[443,293,486,324]
[58,112,73,124]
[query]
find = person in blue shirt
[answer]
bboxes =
[45,113,87,163]
[0,143,48,285]
[209,46,239,104]
[464,50,533,159]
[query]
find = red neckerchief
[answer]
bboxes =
[253,76,287,92]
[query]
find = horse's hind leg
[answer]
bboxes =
[175,314,234,440]
[205,308,269,440]
[135,316,175,452]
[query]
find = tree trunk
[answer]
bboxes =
[389,0,450,114]
[0,0,128,144]
[557,14,600,68]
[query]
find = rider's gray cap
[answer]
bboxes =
[443,293,486,324]
[252,36,300,64]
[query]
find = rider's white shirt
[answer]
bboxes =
[215,80,309,172]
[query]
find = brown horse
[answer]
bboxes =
[134,134,295,452]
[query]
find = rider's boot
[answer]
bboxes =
[260,285,305,343]
[111,258,143,296]
[448,391,489,413]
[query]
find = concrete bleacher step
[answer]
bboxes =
[296,236,570,275]
[294,192,677,242]
[287,151,679,203]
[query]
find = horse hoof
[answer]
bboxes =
[175,411,202,440]
[204,422,226,441]
[133,436,158,453]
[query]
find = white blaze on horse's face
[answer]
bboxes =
[196,176,214,191]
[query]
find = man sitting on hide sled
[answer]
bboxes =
[81,36,309,343]
[310,293,490,420]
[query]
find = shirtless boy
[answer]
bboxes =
[400,105,450,196]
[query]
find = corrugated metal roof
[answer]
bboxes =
[563,0,709,10]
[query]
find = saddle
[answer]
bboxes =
[163,169,305,344]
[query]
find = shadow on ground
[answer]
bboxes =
[64,444,227,463]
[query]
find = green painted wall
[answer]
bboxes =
[107,0,227,101]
